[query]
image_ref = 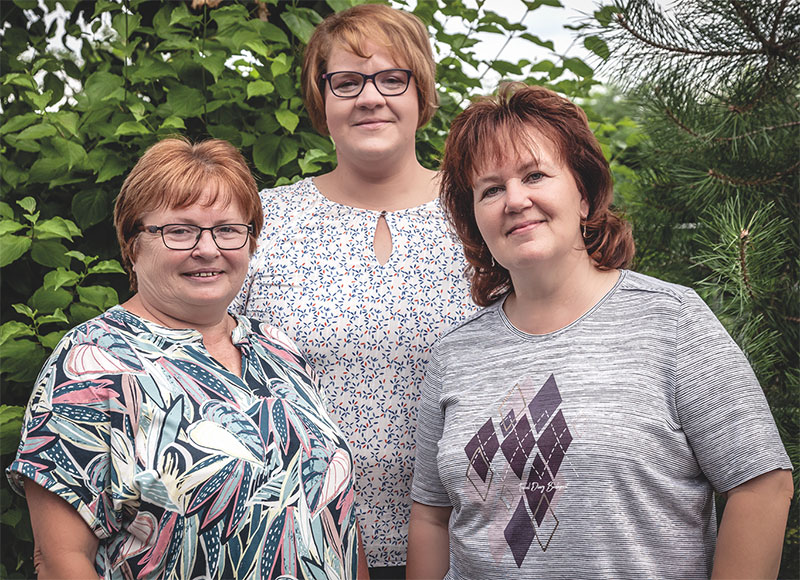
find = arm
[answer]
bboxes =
[24,478,100,580]
[406,501,452,580]
[357,521,369,580]
[711,469,793,579]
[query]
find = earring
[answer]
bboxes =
[582,220,587,239]
[491,256,496,268]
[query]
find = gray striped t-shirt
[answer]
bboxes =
[411,270,790,579]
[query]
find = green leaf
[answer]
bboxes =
[0,202,12,219]
[39,330,68,350]
[12,304,36,318]
[252,134,281,176]
[169,2,199,27]
[0,112,39,135]
[29,287,73,314]
[77,285,119,310]
[166,84,206,118]
[44,268,81,290]
[34,217,80,242]
[50,110,81,137]
[87,260,126,275]
[0,235,31,267]
[40,329,67,349]
[281,10,317,44]
[114,121,150,136]
[17,197,36,213]
[29,156,68,183]
[70,303,102,325]
[247,80,275,99]
[84,71,125,105]
[111,11,142,40]
[275,109,300,134]
[72,189,112,229]
[0,220,25,236]
[15,123,57,140]
[255,21,290,45]
[0,405,25,454]
[519,33,555,51]
[159,116,186,130]
[194,51,226,82]
[31,240,71,268]
[563,57,594,78]
[271,53,291,77]
[96,154,129,183]
[0,339,46,382]
[24,90,53,111]
[2,72,37,90]
[584,36,610,61]
[52,136,88,170]
[0,322,34,348]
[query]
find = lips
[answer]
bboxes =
[507,219,545,236]
[354,118,391,127]
[184,271,222,278]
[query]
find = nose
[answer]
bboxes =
[504,180,533,213]
[192,229,220,256]
[355,78,386,107]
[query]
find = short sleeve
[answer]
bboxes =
[411,346,452,506]
[6,333,133,540]
[675,289,791,493]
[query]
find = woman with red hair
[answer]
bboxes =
[407,83,792,579]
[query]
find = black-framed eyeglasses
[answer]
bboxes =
[142,223,254,250]
[321,68,413,98]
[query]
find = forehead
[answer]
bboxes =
[472,125,561,181]
[326,39,405,69]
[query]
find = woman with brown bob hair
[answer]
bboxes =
[407,84,792,579]
[233,4,477,579]
[8,138,366,579]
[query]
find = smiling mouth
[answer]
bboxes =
[185,272,222,278]
[507,220,545,235]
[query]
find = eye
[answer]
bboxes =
[164,225,195,236]
[480,186,504,199]
[215,225,238,235]
[524,172,545,184]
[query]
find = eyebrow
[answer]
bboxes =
[473,159,544,188]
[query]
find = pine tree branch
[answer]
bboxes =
[708,160,800,187]
[738,228,755,303]
[729,0,769,48]
[615,13,767,57]
[713,120,800,143]
[769,0,790,44]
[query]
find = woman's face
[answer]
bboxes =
[131,188,251,325]
[323,42,420,167]
[472,129,589,274]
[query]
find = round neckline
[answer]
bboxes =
[496,269,627,340]
[307,176,440,215]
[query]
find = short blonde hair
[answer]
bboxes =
[114,138,263,291]
[302,4,438,135]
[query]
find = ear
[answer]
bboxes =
[580,195,590,219]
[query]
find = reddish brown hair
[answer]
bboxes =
[114,138,263,291]
[440,83,635,306]
[301,3,438,135]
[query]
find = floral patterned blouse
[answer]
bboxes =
[7,306,358,580]
[231,178,478,566]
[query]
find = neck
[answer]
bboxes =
[122,294,234,341]
[504,257,619,335]
[316,157,438,211]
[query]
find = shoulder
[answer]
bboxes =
[436,301,502,345]
[617,270,693,302]
[258,178,317,211]
[234,314,304,357]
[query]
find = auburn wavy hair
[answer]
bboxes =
[301,3,438,135]
[114,137,263,291]
[440,83,635,306]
